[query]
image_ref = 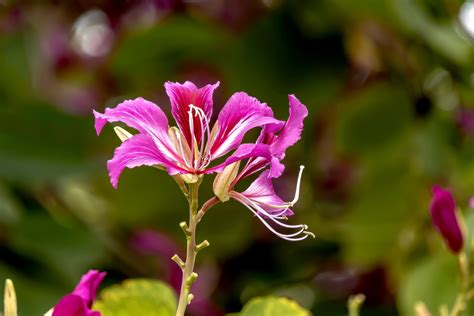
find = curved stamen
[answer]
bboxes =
[290,165,305,206]
[187,106,197,169]
[248,165,306,211]
[189,105,211,154]
[232,192,314,241]
[267,207,291,218]
[240,201,310,241]
[188,104,212,170]
[242,195,309,230]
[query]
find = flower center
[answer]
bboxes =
[187,104,212,171]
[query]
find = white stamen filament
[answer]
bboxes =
[188,105,197,169]
[290,165,305,206]
[242,195,306,229]
[241,201,310,241]
[255,165,306,211]
[189,104,211,156]
[233,192,314,241]
[187,104,212,170]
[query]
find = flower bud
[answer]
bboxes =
[430,186,464,253]
[181,173,201,184]
[113,126,133,142]
[4,279,17,316]
[213,161,240,202]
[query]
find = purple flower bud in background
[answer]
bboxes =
[456,107,474,137]
[470,196,474,209]
[430,186,464,254]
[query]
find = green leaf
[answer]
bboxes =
[238,296,311,316]
[398,255,458,316]
[94,279,177,316]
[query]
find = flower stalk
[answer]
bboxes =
[175,181,212,316]
[447,253,470,316]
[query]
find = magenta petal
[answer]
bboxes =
[205,143,272,174]
[107,134,184,188]
[269,94,308,159]
[52,295,90,316]
[94,97,168,136]
[93,98,179,163]
[241,170,293,216]
[52,270,105,316]
[430,186,464,253]
[210,92,282,159]
[165,81,219,146]
[72,270,106,307]
[268,156,285,178]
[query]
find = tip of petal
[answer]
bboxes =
[92,110,107,135]
[109,174,119,189]
[165,80,198,90]
[288,94,309,117]
[268,157,285,178]
[107,160,120,189]
[432,185,443,194]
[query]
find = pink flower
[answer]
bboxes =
[49,270,106,316]
[94,81,281,187]
[430,186,464,253]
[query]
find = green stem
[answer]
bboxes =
[348,294,365,316]
[449,253,471,316]
[176,183,199,316]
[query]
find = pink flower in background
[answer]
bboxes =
[430,186,464,253]
[457,107,474,137]
[94,81,281,187]
[470,196,474,209]
[50,270,106,316]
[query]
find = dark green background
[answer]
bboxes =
[0,0,474,315]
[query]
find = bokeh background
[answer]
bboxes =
[1,0,474,315]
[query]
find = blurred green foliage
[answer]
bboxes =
[95,279,177,316]
[0,0,474,315]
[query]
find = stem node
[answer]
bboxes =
[179,222,191,237]
[171,254,185,270]
[195,240,210,252]
[186,272,199,285]
[187,294,194,305]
